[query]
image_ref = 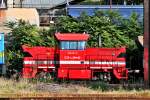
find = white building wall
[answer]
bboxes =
[6,8,39,26]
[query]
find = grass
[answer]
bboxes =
[0,78,37,94]
[0,77,150,98]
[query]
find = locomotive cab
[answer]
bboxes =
[55,33,92,79]
[55,33,128,81]
[55,33,89,50]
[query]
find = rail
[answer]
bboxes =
[0,94,150,100]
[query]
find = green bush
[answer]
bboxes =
[5,20,55,72]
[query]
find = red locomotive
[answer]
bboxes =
[22,33,128,81]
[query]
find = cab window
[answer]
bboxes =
[61,41,69,50]
[60,41,85,50]
[78,41,85,50]
[70,41,77,50]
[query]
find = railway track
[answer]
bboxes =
[0,94,150,100]
[1,97,150,100]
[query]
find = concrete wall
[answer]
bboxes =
[7,0,14,7]
[0,8,39,33]
[6,8,39,26]
[0,10,7,33]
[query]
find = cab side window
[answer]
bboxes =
[60,41,86,50]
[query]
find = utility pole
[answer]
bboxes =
[110,0,112,9]
[20,0,23,8]
[144,0,150,88]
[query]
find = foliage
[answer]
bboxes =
[55,11,143,69]
[56,11,143,48]
[88,81,108,91]
[5,20,55,71]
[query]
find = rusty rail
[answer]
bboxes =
[2,97,150,100]
[0,94,150,100]
[3,97,150,100]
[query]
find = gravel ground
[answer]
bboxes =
[35,82,98,94]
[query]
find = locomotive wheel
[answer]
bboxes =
[35,72,52,82]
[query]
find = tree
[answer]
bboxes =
[5,20,55,71]
[55,10,143,69]
[55,11,143,48]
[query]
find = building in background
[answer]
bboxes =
[7,0,75,26]
[0,0,144,28]
[67,5,143,21]
[0,0,7,9]
[69,0,143,5]
[104,0,143,5]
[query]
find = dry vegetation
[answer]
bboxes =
[0,78,36,94]
[0,77,150,98]
[0,78,99,94]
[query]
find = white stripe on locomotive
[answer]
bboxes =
[24,60,125,65]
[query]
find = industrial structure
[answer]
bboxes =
[3,0,144,26]
[67,5,143,20]
[0,33,5,75]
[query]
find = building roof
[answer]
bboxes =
[67,5,143,21]
[13,0,74,9]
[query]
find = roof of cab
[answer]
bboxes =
[55,33,89,41]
